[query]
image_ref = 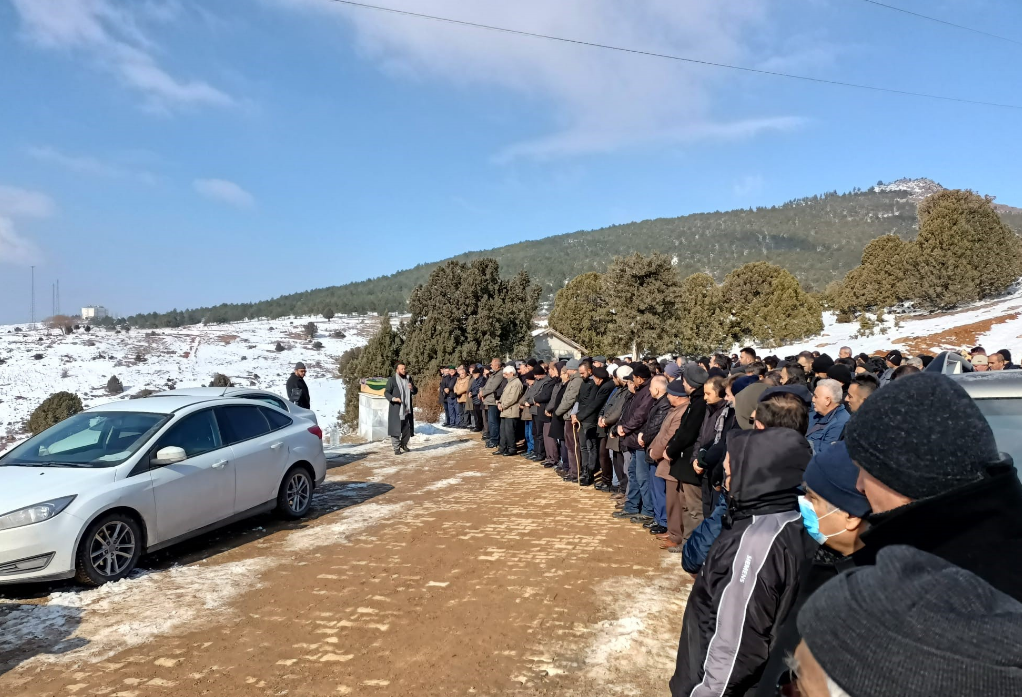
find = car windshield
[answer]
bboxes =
[975,398,1022,467]
[0,412,169,468]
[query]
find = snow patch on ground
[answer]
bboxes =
[0,558,273,666]
[418,471,486,492]
[0,315,376,450]
[284,501,413,551]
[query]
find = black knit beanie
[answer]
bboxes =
[845,373,997,499]
[811,353,834,374]
[798,545,1022,697]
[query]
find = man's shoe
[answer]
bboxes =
[400,445,410,453]
[630,515,654,524]
[393,450,402,456]
[543,461,557,468]
[594,482,610,492]
[492,449,504,456]
[504,452,519,457]
[659,539,679,549]
[562,474,577,482]
[667,545,684,554]
[579,478,593,487]
[642,520,656,529]
[613,510,638,519]
[649,525,668,535]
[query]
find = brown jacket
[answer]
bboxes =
[651,402,688,479]
[454,375,471,403]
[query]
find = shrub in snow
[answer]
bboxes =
[33,353,43,360]
[61,368,69,379]
[209,373,233,388]
[331,330,346,339]
[240,356,247,361]
[130,389,157,400]
[135,352,146,363]
[107,375,124,395]
[322,308,335,320]
[28,391,84,435]
[85,340,95,347]
[275,342,285,352]
[14,327,21,333]
[305,322,317,339]
[84,325,91,333]
[312,341,323,349]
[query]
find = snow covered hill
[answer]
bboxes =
[0,315,383,450]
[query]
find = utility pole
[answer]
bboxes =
[30,266,35,325]
[56,279,60,316]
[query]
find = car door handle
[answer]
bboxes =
[211,459,228,469]
[270,442,283,450]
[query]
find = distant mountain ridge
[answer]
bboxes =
[126,179,1022,325]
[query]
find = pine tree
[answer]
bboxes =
[723,262,824,347]
[913,190,1022,309]
[602,253,683,357]
[675,273,730,355]
[338,316,403,427]
[548,272,612,355]
[401,259,539,374]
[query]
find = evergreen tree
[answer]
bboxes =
[913,190,1022,309]
[338,316,403,427]
[723,262,824,347]
[602,253,683,357]
[675,273,730,355]
[401,259,539,374]
[548,272,612,355]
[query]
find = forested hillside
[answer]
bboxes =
[124,179,1022,327]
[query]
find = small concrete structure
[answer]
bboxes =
[82,305,109,320]
[358,391,390,442]
[531,327,586,361]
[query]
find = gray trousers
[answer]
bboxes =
[391,415,413,452]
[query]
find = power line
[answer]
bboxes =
[324,0,1022,111]
[853,0,1022,47]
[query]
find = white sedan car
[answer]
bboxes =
[0,395,326,586]
[154,387,319,424]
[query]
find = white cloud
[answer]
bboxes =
[10,0,234,113]
[734,174,765,197]
[27,145,157,183]
[0,185,57,218]
[0,186,52,267]
[0,216,41,266]
[193,178,255,209]
[268,0,808,159]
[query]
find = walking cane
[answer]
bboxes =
[572,420,582,488]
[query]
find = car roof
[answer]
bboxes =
[157,387,281,398]
[86,395,222,414]
[951,371,1022,399]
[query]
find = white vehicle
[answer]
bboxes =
[154,387,318,425]
[0,395,326,586]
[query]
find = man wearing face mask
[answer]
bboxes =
[754,441,871,697]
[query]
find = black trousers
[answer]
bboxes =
[580,425,599,482]
[391,415,413,453]
[499,417,518,455]
[532,419,546,460]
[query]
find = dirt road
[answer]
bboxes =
[0,432,690,696]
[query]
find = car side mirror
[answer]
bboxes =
[152,446,187,466]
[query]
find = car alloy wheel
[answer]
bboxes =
[89,520,137,578]
[286,470,312,515]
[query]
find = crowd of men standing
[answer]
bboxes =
[395,341,1022,696]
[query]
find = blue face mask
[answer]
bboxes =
[799,495,841,545]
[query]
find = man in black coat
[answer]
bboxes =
[612,364,656,522]
[286,362,311,409]
[384,362,417,454]
[847,372,1022,602]
[574,365,614,486]
[671,428,814,697]
[665,366,708,540]
[637,376,671,534]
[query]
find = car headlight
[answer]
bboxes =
[0,496,77,531]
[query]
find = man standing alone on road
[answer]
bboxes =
[385,362,417,455]
[286,362,311,409]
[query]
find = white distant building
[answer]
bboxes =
[82,305,109,320]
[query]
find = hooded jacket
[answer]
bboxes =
[577,378,614,428]
[618,382,654,451]
[671,428,814,697]
[665,389,707,484]
[481,371,506,407]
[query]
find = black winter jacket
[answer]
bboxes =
[856,458,1022,602]
[671,428,814,697]
[577,378,614,427]
[286,373,310,409]
[639,395,671,457]
[619,382,654,451]
[532,376,556,422]
[666,390,707,484]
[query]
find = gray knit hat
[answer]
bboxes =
[798,545,1022,697]
[683,364,709,388]
[845,373,998,500]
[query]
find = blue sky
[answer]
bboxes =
[2,0,1021,324]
